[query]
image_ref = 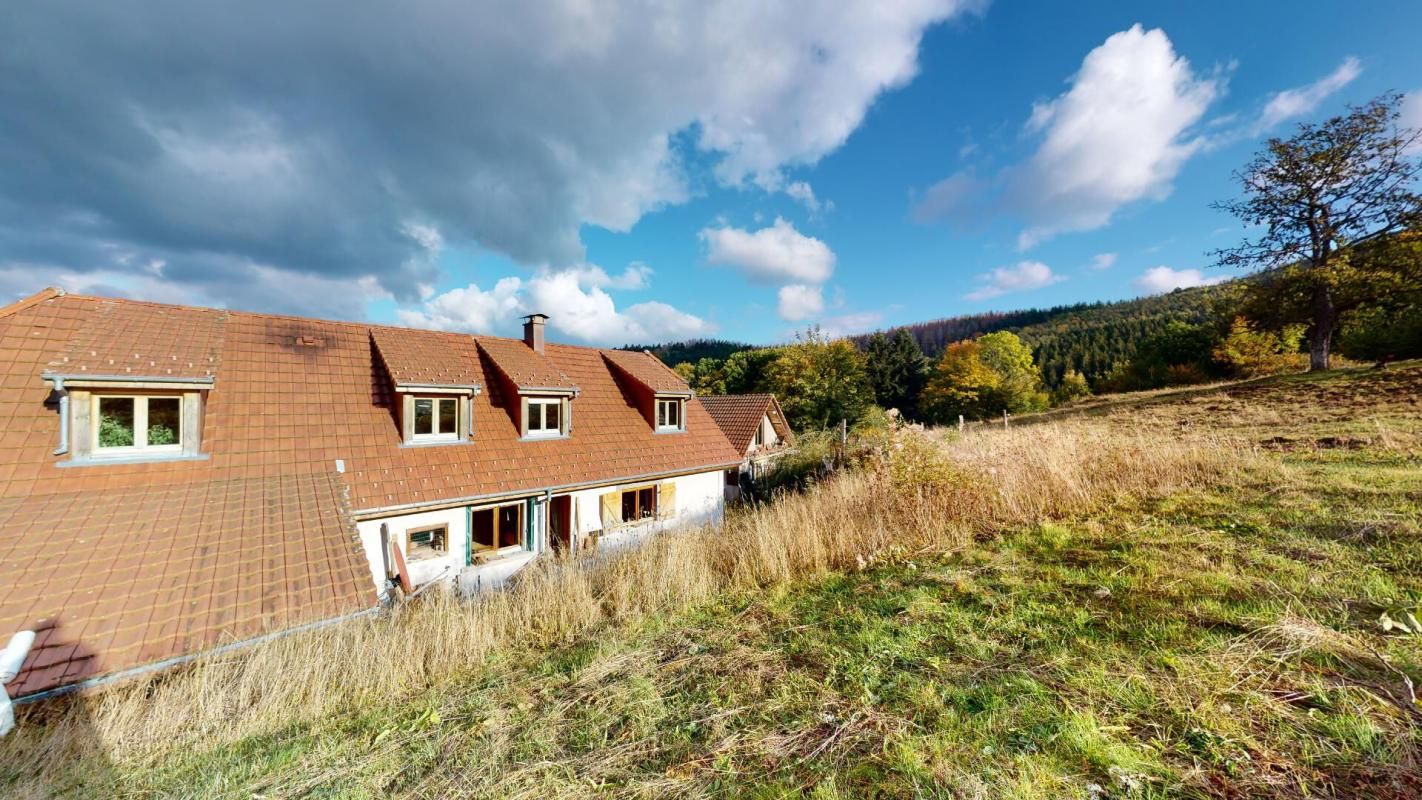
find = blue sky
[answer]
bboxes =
[4,1,1421,346]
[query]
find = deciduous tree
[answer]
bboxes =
[1213,94,1422,370]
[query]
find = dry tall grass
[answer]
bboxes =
[2,417,1253,785]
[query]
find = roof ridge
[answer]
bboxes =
[0,286,65,320]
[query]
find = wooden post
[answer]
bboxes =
[958,414,964,432]
[840,418,848,444]
[1003,410,1009,429]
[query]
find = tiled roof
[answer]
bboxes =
[0,289,742,696]
[44,296,227,380]
[601,349,693,394]
[475,336,579,393]
[371,327,482,388]
[698,394,795,454]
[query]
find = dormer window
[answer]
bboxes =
[656,397,685,432]
[95,395,183,455]
[412,397,459,442]
[523,396,567,439]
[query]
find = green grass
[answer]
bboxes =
[15,366,1422,798]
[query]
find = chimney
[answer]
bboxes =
[523,313,548,354]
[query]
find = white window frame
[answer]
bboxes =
[411,396,459,442]
[655,397,685,432]
[524,397,565,439]
[91,394,184,457]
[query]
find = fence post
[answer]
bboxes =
[958,414,964,432]
[1003,410,1009,429]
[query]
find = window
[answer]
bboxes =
[525,397,564,438]
[94,395,182,455]
[752,421,765,448]
[413,397,459,441]
[620,486,657,522]
[656,398,684,431]
[471,502,525,553]
[405,525,448,561]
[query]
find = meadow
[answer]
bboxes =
[3,362,1420,798]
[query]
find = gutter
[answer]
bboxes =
[350,460,744,520]
[13,605,380,706]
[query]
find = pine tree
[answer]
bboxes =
[864,329,928,419]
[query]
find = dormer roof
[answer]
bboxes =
[44,296,226,382]
[371,327,482,390]
[601,349,693,396]
[698,393,796,453]
[475,336,579,394]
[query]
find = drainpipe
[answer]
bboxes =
[50,377,68,456]
[1,630,36,737]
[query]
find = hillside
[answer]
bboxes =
[857,283,1224,387]
[4,362,1419,797]
[640,284,1229,390]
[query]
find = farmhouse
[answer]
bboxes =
[698,394,795,499]
[0,288,741,698]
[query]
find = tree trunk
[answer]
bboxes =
[1309,283,1335,371]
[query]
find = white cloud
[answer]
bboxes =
[1132,265,1228,294]
[1402,91,1422,155]
[396,277,525,333]
[0,1,977,317]
[964,260,1064,302]
[915,25,1222,249]
[564,263,653,290]
[1090,252,1118,271]
[397,266,711,345]
[777,284,825,321]
[700,217,836,285]
[1255,57,1361,134]
[784,181,821,211]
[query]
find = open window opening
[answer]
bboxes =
[471,501,526,555]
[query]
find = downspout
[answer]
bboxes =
[50,376,68,456]
[464,505,473,567]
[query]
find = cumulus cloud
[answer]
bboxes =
[784,181,824,212]
[701,218,836,285]
[915,25,1222,249]
[1254,57,1361,134]
[1132,266,1228,294]
[1090,252,1118,271]
[397,267,711,345]
[777,284,826,321]
[964,260,1064,302]
[819,310,884,338]
[0,1,973,317]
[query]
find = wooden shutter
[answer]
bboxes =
[658,482,676,519]
[599,491,619,528]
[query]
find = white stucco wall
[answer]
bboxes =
[354,468,726,596]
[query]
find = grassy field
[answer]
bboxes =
[4,363,1420,798]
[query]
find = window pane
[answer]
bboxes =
[657,401,667,427]
[472,509,495,549]
[498,505,521,548]
[527,402,542,432]
[438,398,457,434]
[147,397,181,446]
[638,487,656,519]
[669,401,679,427]
[544,401,560,433]
[97,397,135,448]
[414,399,433,435]
[407,526,447,560]
[621,491,636,523]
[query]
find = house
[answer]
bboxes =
[0,288,741,699]
[697,394,795,499]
